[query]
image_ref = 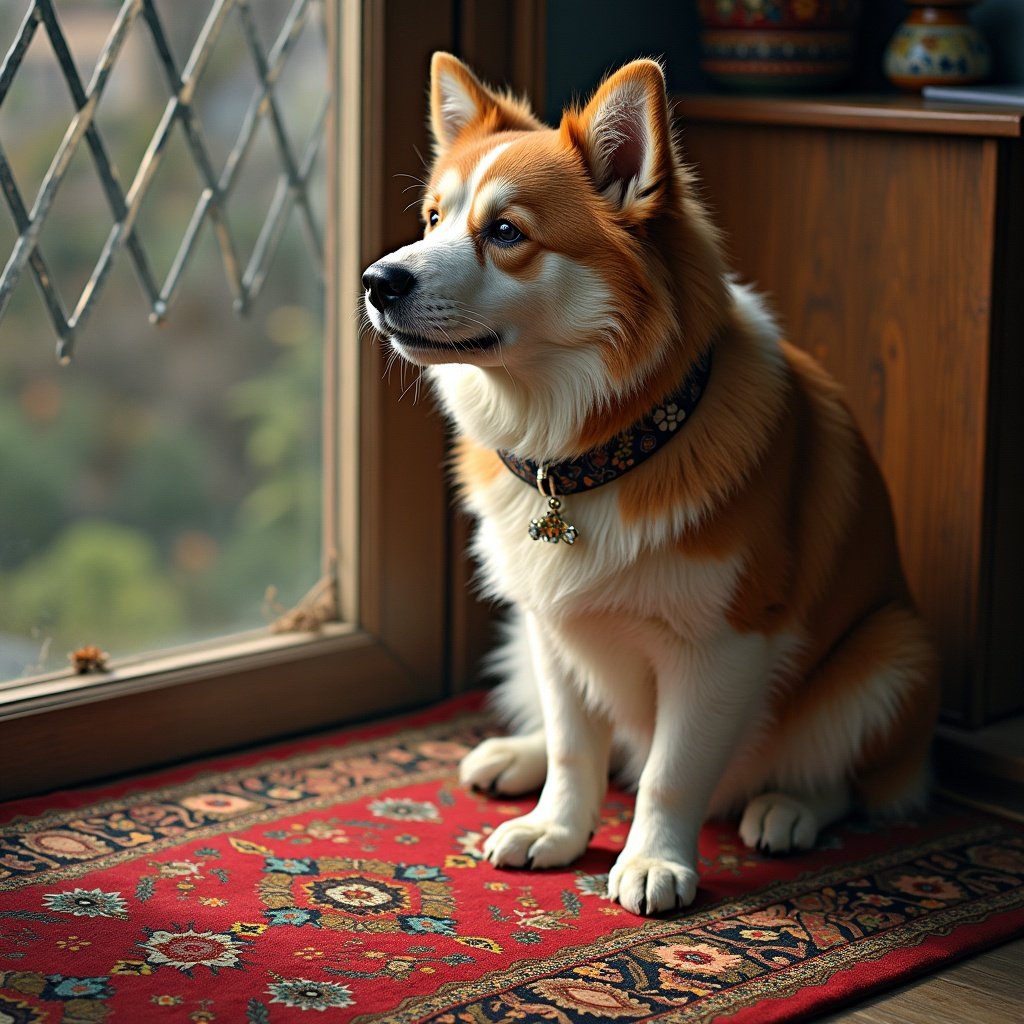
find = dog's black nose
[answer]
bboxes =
[362,263,416,312]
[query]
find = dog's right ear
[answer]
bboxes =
[430,52,540,154]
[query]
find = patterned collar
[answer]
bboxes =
[497,348,713,496]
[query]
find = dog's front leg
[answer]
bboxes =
[608,633,767,915]
[483,611,611,870]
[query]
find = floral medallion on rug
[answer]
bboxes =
[1,694,1023,1023]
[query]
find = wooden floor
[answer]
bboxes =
[817,936,1024,1023]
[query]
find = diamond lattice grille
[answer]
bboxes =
[0,0,327,363]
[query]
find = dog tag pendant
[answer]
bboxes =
[529,496,578,544]
[528,466,578,545]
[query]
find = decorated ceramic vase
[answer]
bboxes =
[696,0,861,92]
[884,0,991,90]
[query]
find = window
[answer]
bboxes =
[0,0,544,799]
[0,0,328,681]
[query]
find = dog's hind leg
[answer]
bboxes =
[737,603,937,855]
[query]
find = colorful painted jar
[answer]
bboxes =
[884,1,991,91]
[696,0,861,92]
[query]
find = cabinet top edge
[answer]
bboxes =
[673,94,1023,138]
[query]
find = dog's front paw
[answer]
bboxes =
[484,814,589,870]
[607,854,698,916]
[459,736,546,796]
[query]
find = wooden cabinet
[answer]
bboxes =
[674,95,1023,742]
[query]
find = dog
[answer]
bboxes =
[361,53,939,916]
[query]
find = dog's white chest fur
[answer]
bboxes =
[467,471,736,627]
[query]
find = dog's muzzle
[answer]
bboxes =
[362,261,416,313]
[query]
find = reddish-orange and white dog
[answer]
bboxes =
[362,53,939,916]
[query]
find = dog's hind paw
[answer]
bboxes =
[607,855,698,916]
[459,735,546,796]
[739,792,820,853]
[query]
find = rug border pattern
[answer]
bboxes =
[373,827,1024,1023]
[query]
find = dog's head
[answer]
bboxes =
[362,54,727,454]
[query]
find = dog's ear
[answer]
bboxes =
[430,52,540,154]
[561,59,673,221]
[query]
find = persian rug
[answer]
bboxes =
[2,695,1023,1024]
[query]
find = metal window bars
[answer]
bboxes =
[0,0,327,363]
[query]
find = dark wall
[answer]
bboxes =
[544,0,1024,121]
[543,0,705,120]
[974,0,1024,84]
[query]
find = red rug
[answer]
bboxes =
[1,695,1023,1023]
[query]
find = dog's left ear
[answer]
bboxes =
[561,59,673,221]
[430,52,541,155]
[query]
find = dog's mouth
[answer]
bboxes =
[389,330,502,355]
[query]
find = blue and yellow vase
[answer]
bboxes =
[884,1,991,91]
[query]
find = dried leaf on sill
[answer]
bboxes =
[69,645,109,674]
[264,576,340,634]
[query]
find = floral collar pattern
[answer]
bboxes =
[497,347,713,496]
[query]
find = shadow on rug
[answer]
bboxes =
[1,694,1023,1023]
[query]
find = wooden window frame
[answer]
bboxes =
[0,0,545,800]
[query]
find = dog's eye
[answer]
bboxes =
[488,220,524,245]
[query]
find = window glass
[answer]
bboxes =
[0,0,328,680]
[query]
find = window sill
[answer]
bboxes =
[0,624,359,721]
[0,624,443,801]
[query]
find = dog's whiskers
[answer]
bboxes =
[395,173,430,215]
[398,364,424,403]
[382,345,402,381]
[394,172,429,189]
[453,305,516,389]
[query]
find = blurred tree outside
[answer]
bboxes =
[0,0,327,680]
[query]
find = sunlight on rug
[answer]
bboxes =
[1,694,1023,1023]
